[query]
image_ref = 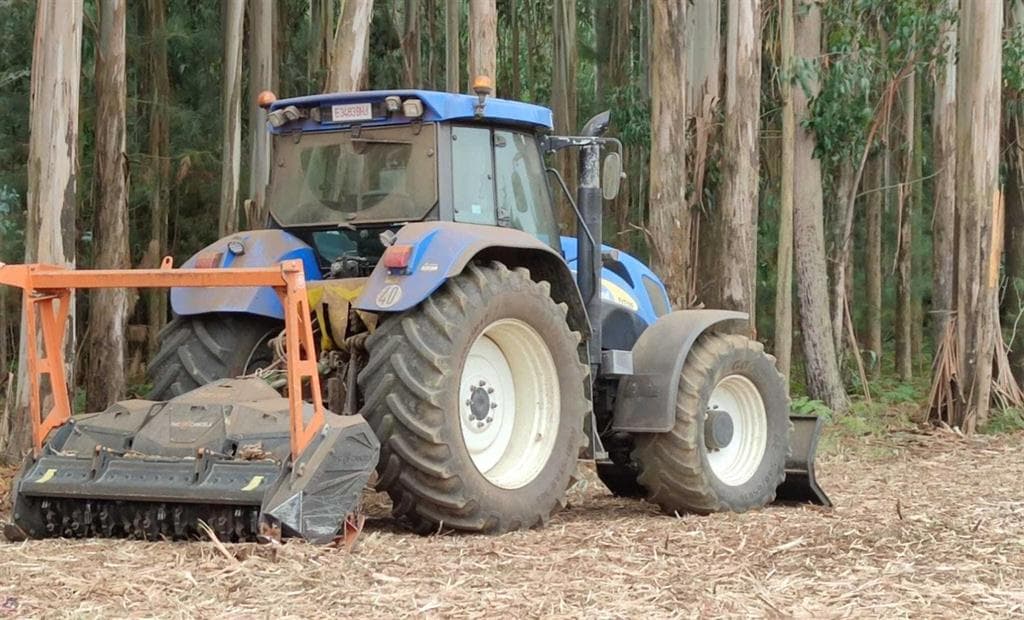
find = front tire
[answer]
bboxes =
[357,261,589,533]
[147,314,281,400]
[632,333,790,514]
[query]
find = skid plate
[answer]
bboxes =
[774,414,832,506]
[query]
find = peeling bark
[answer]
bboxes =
[774,0,795,378]
[7,0,84,462]
[445,0,460,92]
[954,0,1003,431]
[648,0,689,307]
[932,3,957,350]
[146,0,171,357]
[328,0,374,92]
[792,1,848,412]
[85,0,130,413]
[707,0,761,334]
[218,0,244,238]
[467,0,496,92]
[248,0,274,228]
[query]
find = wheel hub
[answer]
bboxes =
[704,408,734,450]
[466,381,497,429]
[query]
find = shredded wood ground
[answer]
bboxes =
[1,428,1023,618]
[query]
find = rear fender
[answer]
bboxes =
[613,310,748,433]
[170,230,321,320]
[353,221,589,337]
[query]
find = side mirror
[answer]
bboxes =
[602,152,623,200]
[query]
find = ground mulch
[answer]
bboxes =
[1,428,1022,618]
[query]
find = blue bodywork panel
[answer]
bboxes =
[269,90,554,134]
[171,228,672,342]
[560,237,671,327]
[171,230,321,320]
[351,221,567,313]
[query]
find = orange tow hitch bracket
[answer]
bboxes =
[0,260,324,461]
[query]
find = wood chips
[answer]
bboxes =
[1,429,1023,618]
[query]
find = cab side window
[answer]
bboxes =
[493,130,560,247]
[451,126,497,225]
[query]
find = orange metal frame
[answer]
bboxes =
[0,258,324,461]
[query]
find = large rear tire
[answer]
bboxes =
[632,333,789,514]
[147,313,282,400]
[357,261,590,533]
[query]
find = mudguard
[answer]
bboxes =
[170,230,321,320]
[353,221,580,316]
[613,309,748,433]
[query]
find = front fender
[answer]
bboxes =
[170,229,320,320]
[353,222,570,314]
[613,310,748,433]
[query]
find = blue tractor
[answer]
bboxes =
[78,85,824,537]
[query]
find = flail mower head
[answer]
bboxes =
[0,261,378,544]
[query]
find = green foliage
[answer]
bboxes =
[981,408,1024,435]
[790,396,833,422]
[807,0,950,167]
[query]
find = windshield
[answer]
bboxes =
[268,124,438,226]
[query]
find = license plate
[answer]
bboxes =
[331,102,373,123]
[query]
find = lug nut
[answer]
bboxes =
[491,402,498,409]
[487,387,494,394]
[479,380,486,387]
[476,421,485,428]
[486,416,493,423]
[465,399,471,406]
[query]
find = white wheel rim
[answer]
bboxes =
[705,374,767,486]
[458,319,560,489]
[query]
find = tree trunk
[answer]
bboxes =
[774,0,795,379]
[706,0,760,334]
[954,0,1003,431]
[425,0,436,88]
[146,0,171,357]
[932,3,957,353]
[445,0,460,92]
[467,0,496,92]
[248,0,273,228]
[0,288,7,380]
[309,0,334,86]
[328,0,374,92]
[219,0,244,238]
[1006,124,1024,379]
[608,0,633,242]
[1006,1,1024,380]
[648,1,689,307]
[85,0,129,413]
[865,153,883,378]
[895,71,915,381]
[792,1,848,412]
[6,0,84,462]
[829,159,855,359]
[510,0,521,100]
[402,0,421,87]
[551,0,577,232]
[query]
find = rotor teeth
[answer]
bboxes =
[25,498,261,542]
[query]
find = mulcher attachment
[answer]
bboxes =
[4,379,378,543]
[775,414,832,506]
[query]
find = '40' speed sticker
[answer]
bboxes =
[376,284,403,308]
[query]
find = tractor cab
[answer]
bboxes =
[262,89,562,277]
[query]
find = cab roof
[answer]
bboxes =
[269,90,554,133]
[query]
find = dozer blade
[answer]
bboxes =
[3,379,378,543]
[774,414,832,507]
